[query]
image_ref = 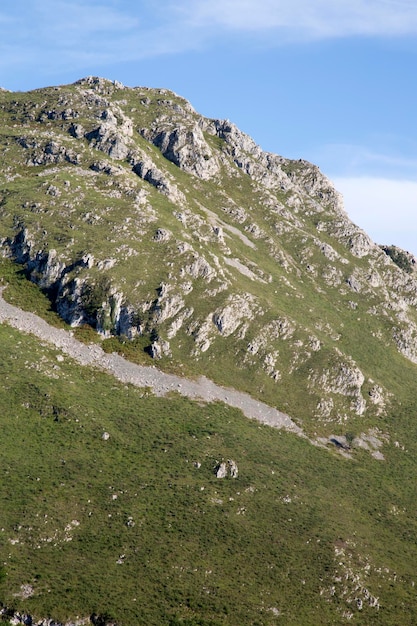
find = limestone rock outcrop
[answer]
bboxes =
[2,76,417,427]
[215,459,239,478]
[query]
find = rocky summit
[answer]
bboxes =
[1,77,417,625]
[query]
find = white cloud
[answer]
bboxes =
[3,0,417,78]
[332,176,417,255]
[314,143,417,180]
[0,0,203,74]
[179,0,417,39]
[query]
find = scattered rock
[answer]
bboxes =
[13,584,34,599]
[216,462,228,478]
[215,459,238,478]
[153,228,171,242]
[213,293,258,337]
[149,339,171,359]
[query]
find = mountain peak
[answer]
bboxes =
[2,78,417,626]
[1,78,417,431]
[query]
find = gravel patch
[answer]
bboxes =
[0,288,304,436]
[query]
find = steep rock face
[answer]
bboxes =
[213,293,260,337]
[309,352,367,418]
[140,124,220,180]
[84,105,133,159]
[130,153,186,203]
[206,118,294,191]
[1,76,417,430]
[16,136,81,167]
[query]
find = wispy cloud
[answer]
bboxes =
[14,0,141,50]
[332,176,417,254]
[314,143,417,181]
[3,0,417,81]
[177,0,417,39]
[0,0,203,78]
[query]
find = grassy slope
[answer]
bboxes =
[2,83,417,624]
[1,263,417,625]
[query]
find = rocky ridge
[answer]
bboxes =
[1,76,417,432]
[2,76,417,626]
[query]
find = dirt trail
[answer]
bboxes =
[0,289,304,436]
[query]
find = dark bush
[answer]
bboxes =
[81,276,111,322]
[381,245,414,273]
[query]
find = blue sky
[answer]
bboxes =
[1,0,417,255]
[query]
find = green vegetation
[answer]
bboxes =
[0,259,67,329]
[2,78,417,624]
[80,275,116,331]
[380,245,414,273]
[2,321,417,625]
[81,276,112,319]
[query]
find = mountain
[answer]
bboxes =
[1,77,417,625]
